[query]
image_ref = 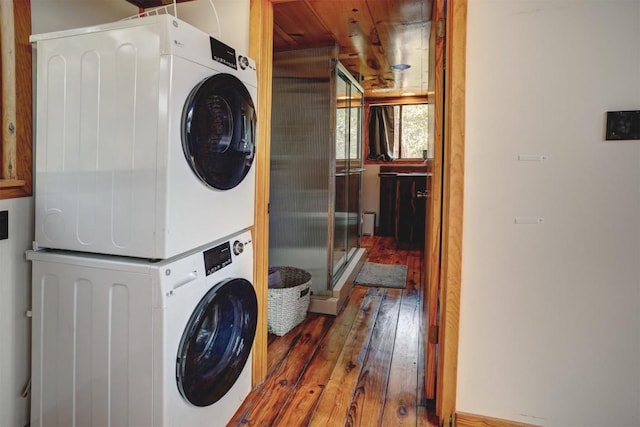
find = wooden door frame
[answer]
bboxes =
[425,0,445,403]
[437,0,466,422]
[248,1,467,422]
[248,0,274,383]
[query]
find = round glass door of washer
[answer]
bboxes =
[176,278,258,406]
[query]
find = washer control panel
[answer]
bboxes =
[203,241,232,276]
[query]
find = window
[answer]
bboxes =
[0,0,33,200]
[390,104,428,159]
[367,103,428,162]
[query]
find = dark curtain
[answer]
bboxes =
[368,105,395,161]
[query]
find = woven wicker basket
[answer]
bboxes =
[267,266,311,336]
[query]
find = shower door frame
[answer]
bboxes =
[329,62,365,287]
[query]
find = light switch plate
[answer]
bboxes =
[0,211,7,240]
[606,111,640,140]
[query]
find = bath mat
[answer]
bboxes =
[354,262,408,289]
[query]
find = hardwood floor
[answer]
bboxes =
[229,236,438,427]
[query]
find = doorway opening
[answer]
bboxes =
[247,0,465,423]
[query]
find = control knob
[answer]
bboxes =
[233,240,244,255]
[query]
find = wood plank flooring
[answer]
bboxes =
[229,236,438,427]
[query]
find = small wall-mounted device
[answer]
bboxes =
[606,110,640,140]
[0,210,8,240]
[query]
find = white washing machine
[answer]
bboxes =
[31,14,257,259]
[27,229,256,427]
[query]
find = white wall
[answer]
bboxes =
[30,0,136,33]
[170,0,249,51]
[362,165,381,226]
[459,1,640,426]
[0,2,249,426]
[31,0,249,52]
[0,198,34,427]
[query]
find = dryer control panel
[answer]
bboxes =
[210,37,237,69]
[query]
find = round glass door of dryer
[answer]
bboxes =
[182,73,256,190]
[176,278,258,407]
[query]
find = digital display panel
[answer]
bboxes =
[203,241,232,276]
[210,37,237,70]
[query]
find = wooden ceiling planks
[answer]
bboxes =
[305,0,392,88]
[273,1,333,51]
[273,0,432,98]
[366,0,431,96]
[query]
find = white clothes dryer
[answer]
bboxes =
[31,15,257,259]
[27,229,256,427]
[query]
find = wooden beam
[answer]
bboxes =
[0,179,25,189]
[365,95,431,105]
[0,0,32,199]
[273,21,298,47]
[1,0,17,181]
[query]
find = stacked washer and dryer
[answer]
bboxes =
[28,13,258,427]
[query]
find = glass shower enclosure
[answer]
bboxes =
[269,46,365,314]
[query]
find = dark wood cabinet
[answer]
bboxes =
[378,173,397,236]
[378,167,430,245]
[395,174,427,244]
